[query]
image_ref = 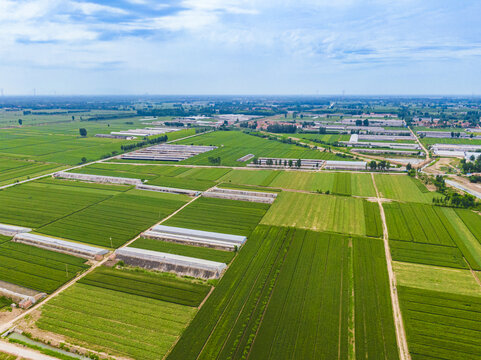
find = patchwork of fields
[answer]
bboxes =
[168,226,398,360]
[0,178,190,248]
[2,123,481,360]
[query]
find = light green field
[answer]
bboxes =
[218,169,280,187]
[441,207,481,269]
[374,174,440,203]
[37,283,197,360]
[260,192,368,236]
[393,261,481,297]
[219,169,376,196]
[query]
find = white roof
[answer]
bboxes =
[151,225,246,244]
[14,233,108,256]
[0,223,31,235]
[117,247,227,272]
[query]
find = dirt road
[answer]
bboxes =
[371,173,411,360]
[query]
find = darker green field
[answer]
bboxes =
[73,163,231,191]
[131,237,235,264]
[79,267,210,307]
[0,241,88,293]
[168,226,399,360]
[164,197,270,236]
[39,189,190,248]
[390,240,468,269]
[399,286,481,360]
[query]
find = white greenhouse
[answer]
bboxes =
[115,247,227,279]
[13,233,109,260]
[0,223,32,237]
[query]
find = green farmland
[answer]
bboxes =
[72,163,231,191]
[37,282,198,360]
[384,202,481,270]
[399,286,481,360]
[0,241,88,293]
[164,196,270,236]
[0,179,189,248]
[3,108,481,360]
[261,192,381,237]
[374,174,440,203]
[168,226,398,360]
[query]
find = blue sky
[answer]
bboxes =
[1,0,481,95]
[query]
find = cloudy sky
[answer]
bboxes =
[1,0,480,95]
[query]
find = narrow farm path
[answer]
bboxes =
[371,173,410,360]
[0,340,59,360]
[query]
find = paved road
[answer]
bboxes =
[0,340,59,360]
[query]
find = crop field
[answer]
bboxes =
[218,169,281,186]
[0,121,194,187]
[164,197,270,236]
[0,178,189,248]
[172,131,345,166]
[390,240,468,269]
[79,267,210,307]
[260,192,380,237]
[393,262,481,297]
[374,174,439,203]
[422,137,481,146]
[131,237,235,263]
[0,157,64,186]
[384,202,481,269]
[0,180,121,228]
[398,286,481,360]
[168,226,398,360]
[36,283,198,360]
[73,163,231,190]
[39,189,190,248]
[0,241,88,293]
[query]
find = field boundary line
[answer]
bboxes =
[371,173,410,360]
